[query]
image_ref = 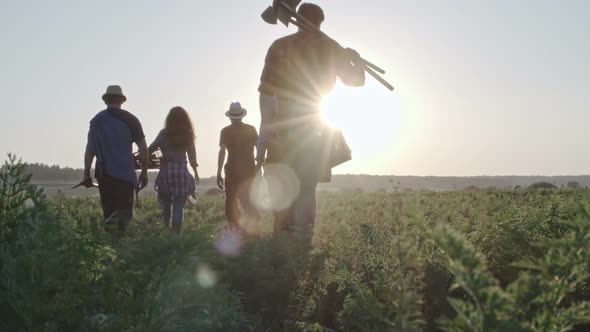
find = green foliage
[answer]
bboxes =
[3,154,590,331]
[0,155,252,331]
[529,181,558,190]
[302,194,423,331]
[423,206,590,331]
[0,153,48,241]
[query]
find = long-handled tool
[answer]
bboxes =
[261,0,394,91]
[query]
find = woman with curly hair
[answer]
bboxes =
[149,106,199,233]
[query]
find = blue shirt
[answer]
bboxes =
[86,108,145,186]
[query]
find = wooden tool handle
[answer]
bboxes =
[284,4,392,91]
[362,60,385,75]
[366,66,394,91]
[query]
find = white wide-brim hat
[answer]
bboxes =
[102,85,127,102]
[225,102,247,119]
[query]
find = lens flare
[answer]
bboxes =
[215,228,243,257]
[196,263,217,288]
[250,163,300,213]
[236,214,262,236]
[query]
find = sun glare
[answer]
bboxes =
[321,82,407,174]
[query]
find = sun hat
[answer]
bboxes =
[102,85,127,102]
[225,102,247,119]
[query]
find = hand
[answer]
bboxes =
[138,170,148,190]
[346,47,363,65]
[216,173,224,190]
[82,177,94,188]
[195,171,200,186]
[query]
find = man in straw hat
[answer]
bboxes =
[217,102,260,229]
[256,3,365,243]
[83,85,149,237]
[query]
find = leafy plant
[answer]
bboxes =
[422,205,590,331]
[4,152,590,331]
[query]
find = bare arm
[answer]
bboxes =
[188,142,199,184]
[258,42,279,96]
[217,145,226,189]
[136,138,149,189]
[84,125,96,180]
[257,93,278,164]
[84,151,94,179]
[217,145,226,175]
[148,139,159,155]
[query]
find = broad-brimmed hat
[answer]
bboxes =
[225,102,247,119]
[102,85,127,103]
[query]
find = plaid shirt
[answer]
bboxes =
[155,161,195,197]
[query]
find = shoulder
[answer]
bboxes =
[90,110,108,124]
[118,109,141,124]
[306,32,336,52]
[273,33,297,45]
[113,109,143,131]
[269,33,298,52]
[220,126,229,138]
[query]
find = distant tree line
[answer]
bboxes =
[8,162,219,187]
[21,163,86,182]
[3,160,587,190]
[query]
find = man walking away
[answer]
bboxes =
[257,3,365,243]
[217,102,259,230]
[83,85,148,237]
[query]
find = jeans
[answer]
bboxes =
[158,191,188,226]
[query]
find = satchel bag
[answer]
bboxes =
[325,127,352,168]
[318,127,352,183]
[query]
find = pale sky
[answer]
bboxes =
[0,0,588,176]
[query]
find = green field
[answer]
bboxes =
[2,158,590,331]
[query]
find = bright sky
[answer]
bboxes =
[0,0,588,176]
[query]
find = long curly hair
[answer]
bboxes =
[163,106,195,151]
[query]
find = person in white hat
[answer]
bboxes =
[83,85,149,237]
[216,102,260,229]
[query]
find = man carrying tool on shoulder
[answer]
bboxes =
[83,85,149,238]
[257,3,366,243]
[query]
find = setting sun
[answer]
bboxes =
[321,82,409,174]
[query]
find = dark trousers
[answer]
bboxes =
[272,161,319,245]
[269,133,320,244]
[97,176,134,234]
[225,171,258,227]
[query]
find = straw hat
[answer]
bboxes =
[102,85,127,102]
[225,102,247,119]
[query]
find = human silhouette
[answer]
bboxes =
[256,3,366,242]
[149,106,199,234]
[217,102,260,229]
[83,85,148,237]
